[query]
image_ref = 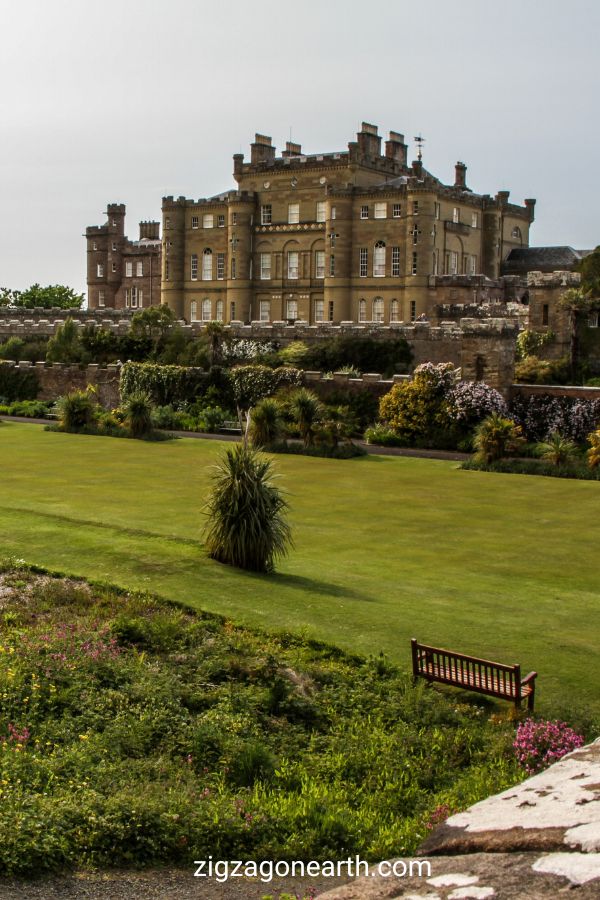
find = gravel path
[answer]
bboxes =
[0,869,347,899]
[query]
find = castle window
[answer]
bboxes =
[330,206,336,220]
[453,207,460,224]
[92,241,97,251]
[98,291,105,308]
[359,299,367,323]
[202,249,213,280]
[260,300,270,322]
[360,205,369,219]
[260,253,271,280]
[390,299,400,322]
[373,241,386,277]
[328,300,334,322]
[316,201,326,223]
[136,261,143,277]
[373,297,384,322]
[111,262,116,273]
[391,246,400,276]
[469,255,477,275]
[315,251,325,279]
[216,299,224,322]
[410,300,417,321]
[231,212,238,225]
[97,263,104,278]
[374,202,387,219]
[286,299,298,321]
[288,203,300,224]
[191,216,199,229]
[433,250,438,275]
[231,257,237,279]
[330,232,336,247]
[512,226,522,240]
[138,289,143,308]
[164,260,170,281]
[287,251,299,279]
[314,299,324,322]
[217,253,225,280]
[164,217,171,229]
[230,301,236,320]
[471,212,478,228]
[191,254,198,280]
[202,299,212,321]
[125,261,133,277]
[124,289,129,307]
[542,304,549,326]
[329,254,335,276]
[203,214,214,229]
[412,200,419,214]
[130,286,138,308]
[434,202,441,219]
[392,203,401,218]
[261,205,272,225]
[190,300,198,321]
[359,247,368,277]
[112,242,117,251]
[412,252,418,275]
[217,214,225,228]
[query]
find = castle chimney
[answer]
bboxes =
[282,141,302,158]
[357,122,382,159]
[250,133,276,165]
[412,159,423,178]
[385,131,407,166]
[454,161,467,189]
[139,221,160,240]
[524,198,536,222]
[496,190,510,206]
[233,153,244,181]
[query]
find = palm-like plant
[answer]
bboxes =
[473,413,523,464]
[56,388,97,430]
[122,392,154,439]
[248,397,282,448]
[203,444,292,573]
[537,432,578,467]
[288,388,324,447]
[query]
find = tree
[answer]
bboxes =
[46,317,85,364]
[131,305,175,356]
[288,388,324,447]
[558,287,594,380]
[578,246,600,296]
[203,321,225,366]
[537,432,578,467]
[203,444,293,573]
[1,284,84,310]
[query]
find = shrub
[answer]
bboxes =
[0,362,39,402]
[378,363,457,446]
[203,444,293,573]
[56,388,98,430]
[473,414,523,464]
[46,317,86,365]
[120,362,210,406]
[249,397,283,448]
[587,429,600,468]
[287,389,324,448]
[302,335,412,377]
[510,393,600,443]
[122,392,154,439]
[195,405,229,433]
[536,432,579,467]
[514,719,584,774]
[364,425,406,447]
[446,381,507,427]
[229,366,302,415]
[514,355,570,385]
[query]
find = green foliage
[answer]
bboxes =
[536,432,579,467]
[322,387,379,431]
[364,425,406,447]
[577,245,600,296]
[56,388,98,430]
[122,392,154,439]
[378,363,456,447]
[587,429,600,469]
[46,317,86,365]
[131,305,176,351]
[514,355,571,385]
[0,400,52,418]
[0,363,39,402]
[277,340,311,368]
[287,388,324,447]
[473,414,524,464]
[516,329,556,361]
[203,444,293,573]
[120,362,210,406]
[249,397,283,448]
[0,284,84,310]
[229,365,302,414]
[461,456,600,481]
[302,336,412,377]
[0,567,529,875]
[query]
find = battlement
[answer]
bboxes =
[527,270,581,287]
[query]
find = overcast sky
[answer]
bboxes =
[0,0,598,293]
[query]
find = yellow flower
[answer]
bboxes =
[79,734,89,741]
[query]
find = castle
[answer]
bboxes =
[86,123,537,325]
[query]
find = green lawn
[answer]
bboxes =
[1,422,599,718]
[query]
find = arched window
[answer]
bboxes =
[511,226,522,241]
[359,298,367,323]
[202,248,213,280]
[390,299,400,322]
[215,299,224,322]
[190,300,198,321]
[373,241,386,277]
[373,297,384,323]
[201,298,211,321]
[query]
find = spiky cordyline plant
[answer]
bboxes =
[203,444,293,573]
[248,397,282,448]
[537,432,578,467]
[122,391,154,439]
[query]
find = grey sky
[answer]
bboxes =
[1,0,598,293]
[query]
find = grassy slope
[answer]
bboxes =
[1,421,598,717]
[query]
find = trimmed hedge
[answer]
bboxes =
[0,363,39,402]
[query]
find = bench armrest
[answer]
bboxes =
[521,671,537,685]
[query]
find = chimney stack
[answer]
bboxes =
[139,221,160,240]
[454,161,467,189]
[357,122,382,159]
[412,159,423,178]
[385,131,407,166]
[524,198,536,222]
[250,133,276,165]
[282,141,302,157]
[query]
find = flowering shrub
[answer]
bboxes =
[378,363,458,446]
[221,340,277,362]
[513,718,584,774]
[446,382,507,426]
[511,394,600,443]
[587,429,600,468]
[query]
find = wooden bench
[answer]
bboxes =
[411,638,537,710]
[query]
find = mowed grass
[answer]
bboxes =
[1,421,599,718]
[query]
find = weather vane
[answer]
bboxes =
[414,134,426,162]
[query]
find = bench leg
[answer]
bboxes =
[527,685,535,712]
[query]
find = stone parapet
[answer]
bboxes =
[527,270,581,288]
